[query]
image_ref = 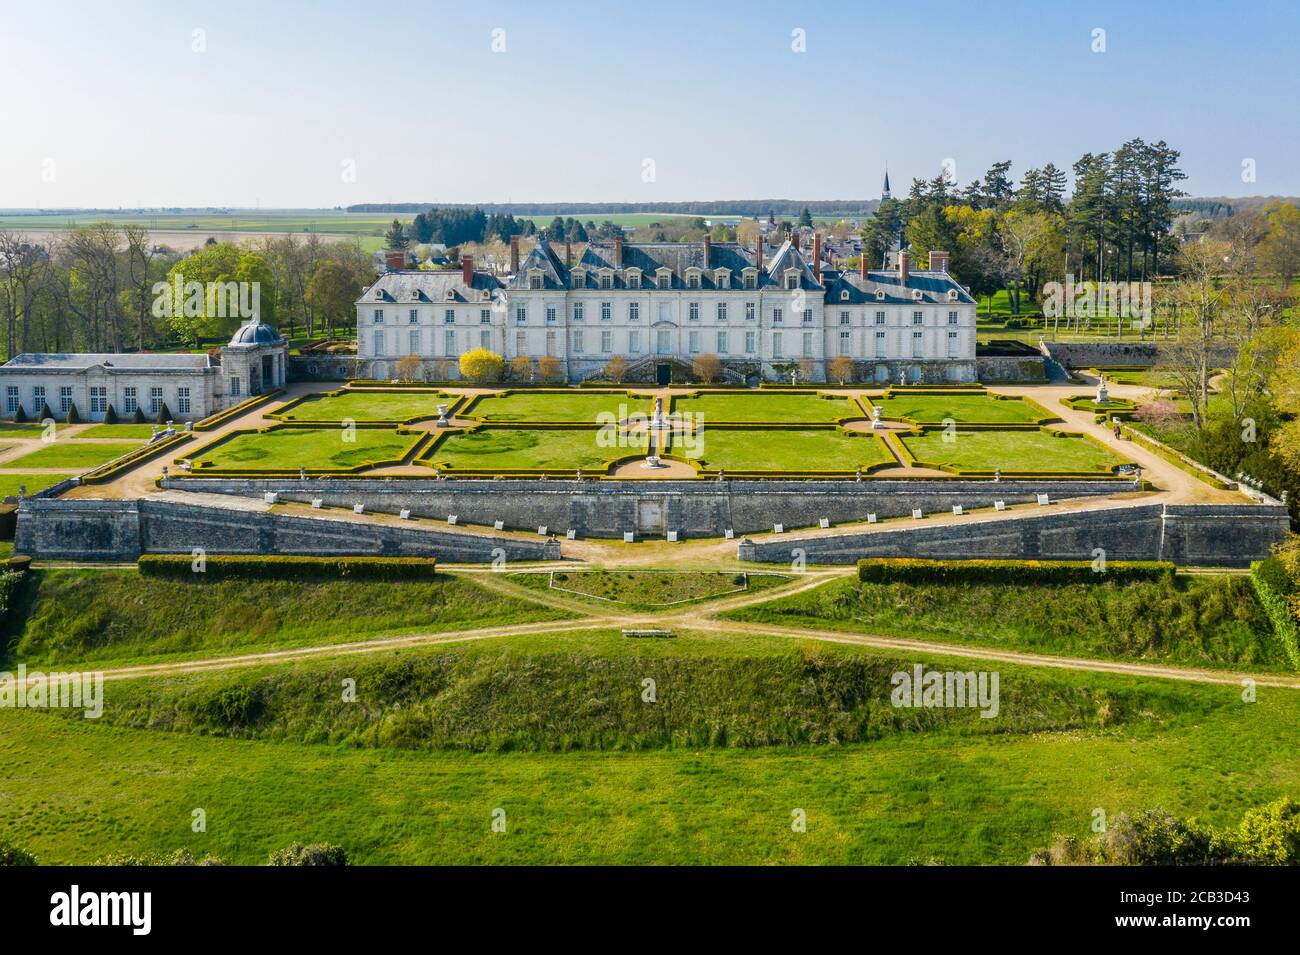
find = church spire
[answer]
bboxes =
[882,165,891,201]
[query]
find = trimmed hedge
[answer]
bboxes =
[858,557,1176,585]
[1121,424,1234,490]
[138,554,438,582]
[192,389,286,432]
[1251,558,1300,669]
[80,432,191,485]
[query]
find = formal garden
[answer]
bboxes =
[867,390,1055,425]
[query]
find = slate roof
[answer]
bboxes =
[358,269,504,306]
[822,268,976,306]
[1,352,213,371]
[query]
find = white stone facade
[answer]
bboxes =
[355,239,978,383]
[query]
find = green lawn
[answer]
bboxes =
[465,391,649,423]
[872,393,1048,424]
[426,427,646,471]
[722,574,1285,670]
[0,473,74,498]
[279,389,453,422]
[196,426,420,471]
[2,568,572,667]
[510,570,792,608]
[900,428,1125,473]
[671,392,861,422]
[685,428,892,472]
[0,425,48,439]
[0,631,1296,864]
[74,424,159,439]
[5,441,141,469]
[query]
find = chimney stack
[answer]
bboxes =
[929,250,950,273]
[898,250,910,286]
[791,230,800,251]
[702,234,711,268]
[614,235,624,268]
[462,254,474,286]
[385,249,405,272]
[510,236,520,274]
[860,247,869,280]
[756,233,764,275]
[811,233,822,283]
[564,237,572,268]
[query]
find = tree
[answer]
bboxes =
[509,355,533,381]
[385,219,409,250]
[163,243,276,347]
[692,353,722,383]
[1235,796,1300,865]
[828,355,855,385]
[64,402,80,424]
[798,207,813,228]
[267,842,349,867]
[1260,201,1300,289]
[394,354,423,382]
[304,260,361,340]
[0,840,37,866]
[154,401,172,424]
[602,355,629,382]
[1268,329,1300,473]
[1158,240,1229,430]
[537,354,564,382]
[459,347,504,383]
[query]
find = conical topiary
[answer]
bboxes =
[154,402,172,424]
[103,404,119,424]
[38,402,54,423]
[132,405,147,424]
[13,405,27,423]
[65,403,80,425]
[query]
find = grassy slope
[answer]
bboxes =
[508,570,791,608]
[1,643,1294,864]
[900,429,1125,472]
[2,569,573,667]
[723,575,1286,670]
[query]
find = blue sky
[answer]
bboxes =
[0,0,1295,207]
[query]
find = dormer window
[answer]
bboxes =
[876,289,886,302]
[445,288,456,301]
[784,270,799,291]
[714,268,730,288]
[947,288,959,302]
[626,269,641,289]
[656,269,671,290]
[528,270,543,290]
[912,288,924,301]
[410,290,421,301]
[742,268,757,290]
[375,289,384,300]
[686,268,701,289]
[840,290,850,301]
[571,269,585,288]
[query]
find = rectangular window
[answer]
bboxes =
[515,331,526,355]
[600,330,612,353]
[688,331,700,353]
[444,309,455,324]
[221,382,234,402]
[59,386,73,413]
[803,309,813,324]
[600,302,611,322]
[948,310,958,325]
[445,329,456,356]
[545,331,557,357]
[628,302,639,321]
[745,302,756,321]
[912,330,924,358]
[475,330,487,349]
[373,330,385,356]
[177,387,191,415]
[515,306,527,325]
[149,386,163,416]
[409,309,418,324]
[772,308,783,325]
[480,309,491,324]
[875,311,886,325]
[409,329,420,354]
[840,310,850,325]
[689,302,699,322]
[772,332,783,357]
[546,306,557,324]
[802,332,813,357]
[573,330,585,354]
[875,331,887,358]
[629,330,640,353]
[717,302,727,321]
[717,331,728,354]
[33,385,46,413]
[947,330,959,357]
[744,331,756,354]
[600,273,612,289]
[373,309,384,323]
[6,386,19,415]
[913,311,924,325]
[89,386,106,414]
[839,330,851,356]
[573,301,584,321]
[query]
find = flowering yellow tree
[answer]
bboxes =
[458,348,504,383]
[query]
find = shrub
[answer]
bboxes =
[603,355,629,383]
[12,405,27,423]
[94,849,226,866]
[38,402,54,423]
[692,353,722,384]
[459,348,505,383]
[132,405,147,424]
[1250,557,1300,669]
[267,842,349,866]
[829,355,856,385]
[1235,796,1300,864]
[64,402,80,424]
[509,355,533,382]
[138,554,439,582]
[103,404,119,424]
[857,557,1175,586]
[154,402,172,424]
[395,353,424,382]
[0,840,37,866]
[537,355,564,383]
